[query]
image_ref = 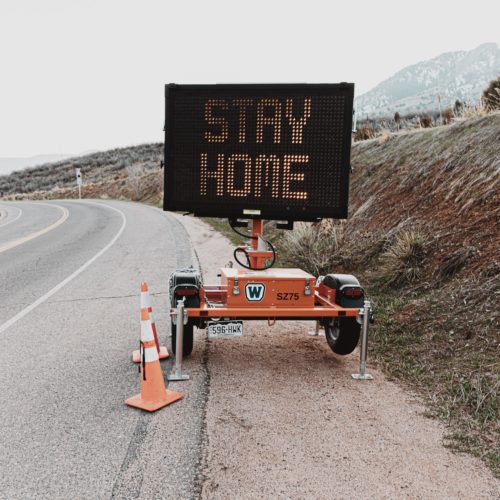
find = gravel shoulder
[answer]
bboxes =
[173,213,500,500]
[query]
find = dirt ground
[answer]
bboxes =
[173,214,499,499]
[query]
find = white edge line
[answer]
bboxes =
[0,201,127,334]
[0,205,23,229]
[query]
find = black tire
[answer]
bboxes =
[324,317,360,355]
[171,321,194,357]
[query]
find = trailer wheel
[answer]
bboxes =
[171,321,194,357]
[324,317,360,355]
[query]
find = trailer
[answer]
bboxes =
[162,83,373,380]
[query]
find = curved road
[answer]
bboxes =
[0,200,206,499]
[1,200,498,499]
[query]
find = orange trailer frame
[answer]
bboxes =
[182,219,359,321]
[186,288,360,319]
[168,220,373,381]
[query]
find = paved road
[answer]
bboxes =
[0,200,207,499]
[3,200,497,500]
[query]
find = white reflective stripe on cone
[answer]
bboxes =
[143,346,159,362]
[140,319,155,342]
[141,290,152,309]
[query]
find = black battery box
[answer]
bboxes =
[169,267,202,309]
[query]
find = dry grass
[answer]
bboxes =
[442,108,454,124]
[482,77,500,111]
[0,143,162,197]
[280,221,347,276]
[370,282,499,474]
[126,164,146,201]
[354,122,376,141]
[418,114,434,128]
[3,168,164,206]
[445,369,499,425]
[353,93,498,143]
[460,102,489,119]
[379,227,430,285]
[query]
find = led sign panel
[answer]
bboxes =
[163,83,354,221]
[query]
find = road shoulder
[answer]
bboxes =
[172,213,500,499]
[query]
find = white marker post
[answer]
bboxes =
[76,168,82,199]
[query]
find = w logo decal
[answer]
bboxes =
[245,283,265,302]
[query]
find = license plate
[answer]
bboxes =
[207,320,243,339]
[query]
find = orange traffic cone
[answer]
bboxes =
[126,307,183,412]
[132,282,169,362]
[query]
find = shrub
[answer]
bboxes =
[418,114,434,128]
[280,221,346,276]
[394,112,401,130]
[126,164,145,200]
[442,108,454,125]
[482,76,500,111]
[379,228,429,285]
[354,122,376,141]
[458,101,489,120]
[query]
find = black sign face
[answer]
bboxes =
[163,83,354,221]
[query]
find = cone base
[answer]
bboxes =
[132,346,169,363]
[125,389,183,412]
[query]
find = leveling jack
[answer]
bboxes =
[168,299,190,381]
[351,301,373,380]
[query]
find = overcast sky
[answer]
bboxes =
[0,0,499,157]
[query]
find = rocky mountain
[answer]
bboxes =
[356,42,500,119]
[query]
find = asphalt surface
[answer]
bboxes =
[0,200,207,499]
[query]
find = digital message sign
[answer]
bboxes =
[163,83,354,221]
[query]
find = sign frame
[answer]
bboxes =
[163,83,354,221]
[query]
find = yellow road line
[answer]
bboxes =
[0,201,126,334]
[0,203,69,254]
[0,205,23,228]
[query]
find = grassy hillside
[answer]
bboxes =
[1,114,498,473]
[279,113,500,474]
[0,143,163,201]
